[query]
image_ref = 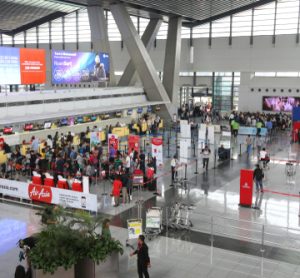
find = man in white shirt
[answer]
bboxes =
[125,152,131,174]
[170,155,178,185]
[201,145,211,171]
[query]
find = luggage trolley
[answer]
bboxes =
[145,207,162,240]
[285,162,297,184]
[166,202,194,230]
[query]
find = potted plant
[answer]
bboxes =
[70,212,123,278]
[29,207,123,278]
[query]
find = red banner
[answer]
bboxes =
[20,48,46,84]
[28,183,52,204]
[292,122,300,142]
[239,169,253,207]
[0,138,4,151]
[108,134,119,153]
[128,135,140,154]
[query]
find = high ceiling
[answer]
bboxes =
[0,0,275,35]
[0,0,79,35]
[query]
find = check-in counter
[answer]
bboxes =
[0,151,7,164]
[112,127,130,138]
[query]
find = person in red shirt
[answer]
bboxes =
[111,176,122,207]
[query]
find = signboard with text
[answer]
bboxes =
[0,179,97,212]
[239,169,254,207]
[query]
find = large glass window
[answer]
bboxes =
[78,9,91,42]
[213,72,234,112]
[156,22,169,39]
[276,0,299,35]
[38,23,50,44]
[107,11,121,41]
[253,2,275,36]
[181,26,191,39]
[232,10,252,37]
[14,32,24,45]
[51,18,63,43]
[26,28,37,45]
[212,17,230,38]
[192,23,210,38]
[2,34,12,45]
[64,13,77,43]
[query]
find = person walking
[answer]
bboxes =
[253,164,264,193]
[170,155,178,185]
[111,176,122,207]
[130,235,151,278]
[201,145,211,171]
[246,135,252,157]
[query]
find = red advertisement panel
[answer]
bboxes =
[128,135,140,154]
[28,184,52,204]
[20,48,46,84]
[108,134,119,154]
[0,138,4,150]
[292,122,300,142]
[239,169,254,207]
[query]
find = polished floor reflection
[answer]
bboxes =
[1,131,300,277]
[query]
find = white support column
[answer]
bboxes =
[163,16,182,115]
[88,5,116,85]
[118,18,162,86]
[110,3,172,119]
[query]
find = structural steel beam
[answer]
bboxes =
[118,18,162,86]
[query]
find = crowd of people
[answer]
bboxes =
[0,115,161,202]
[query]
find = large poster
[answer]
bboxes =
[20,48,46,84]
[0,47,46,85]
[128,135,140,154]
[0,47,20,84]
[52,50,110,84]
[180,138,189,164]
[108,134,119,154]
[0,178,97,212]
[151,137,163,166]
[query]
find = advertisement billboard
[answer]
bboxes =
[0,47,21,84]
[20,48,46,84]
[52,50,110,84]
[262,96,300,112]
[0,178,97,212]
[0,47,46,85]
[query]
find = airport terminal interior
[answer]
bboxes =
[2,0,300,277]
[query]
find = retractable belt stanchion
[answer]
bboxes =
[194,159,199,174]
[184,164,187,181]
[214,150,217,169]
[193,140,196,157]
[239,144,242,156]
[167,138,170,158]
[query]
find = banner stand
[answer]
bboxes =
[239,169,254,208]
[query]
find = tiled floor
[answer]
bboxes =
[2,130,300,277]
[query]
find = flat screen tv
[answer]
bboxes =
[44,122,52,129]
[24,124,33,131]
[262,96,300,112]
[3,127,13,135]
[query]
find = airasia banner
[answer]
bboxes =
[0,179,97,212]
[0,137,4,150]
[108,134,119,154]
[151,137,163,166]
[239,169,254,207]
[128,135,140,154]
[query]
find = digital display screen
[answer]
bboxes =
[0,47,46,85]
[52,50,110,84]
[44,122,52,129]
[263,96,300,112]
[3,127,13,134]
[24,124,33,131]
[76,117,83,123]
[60,118,68,126]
